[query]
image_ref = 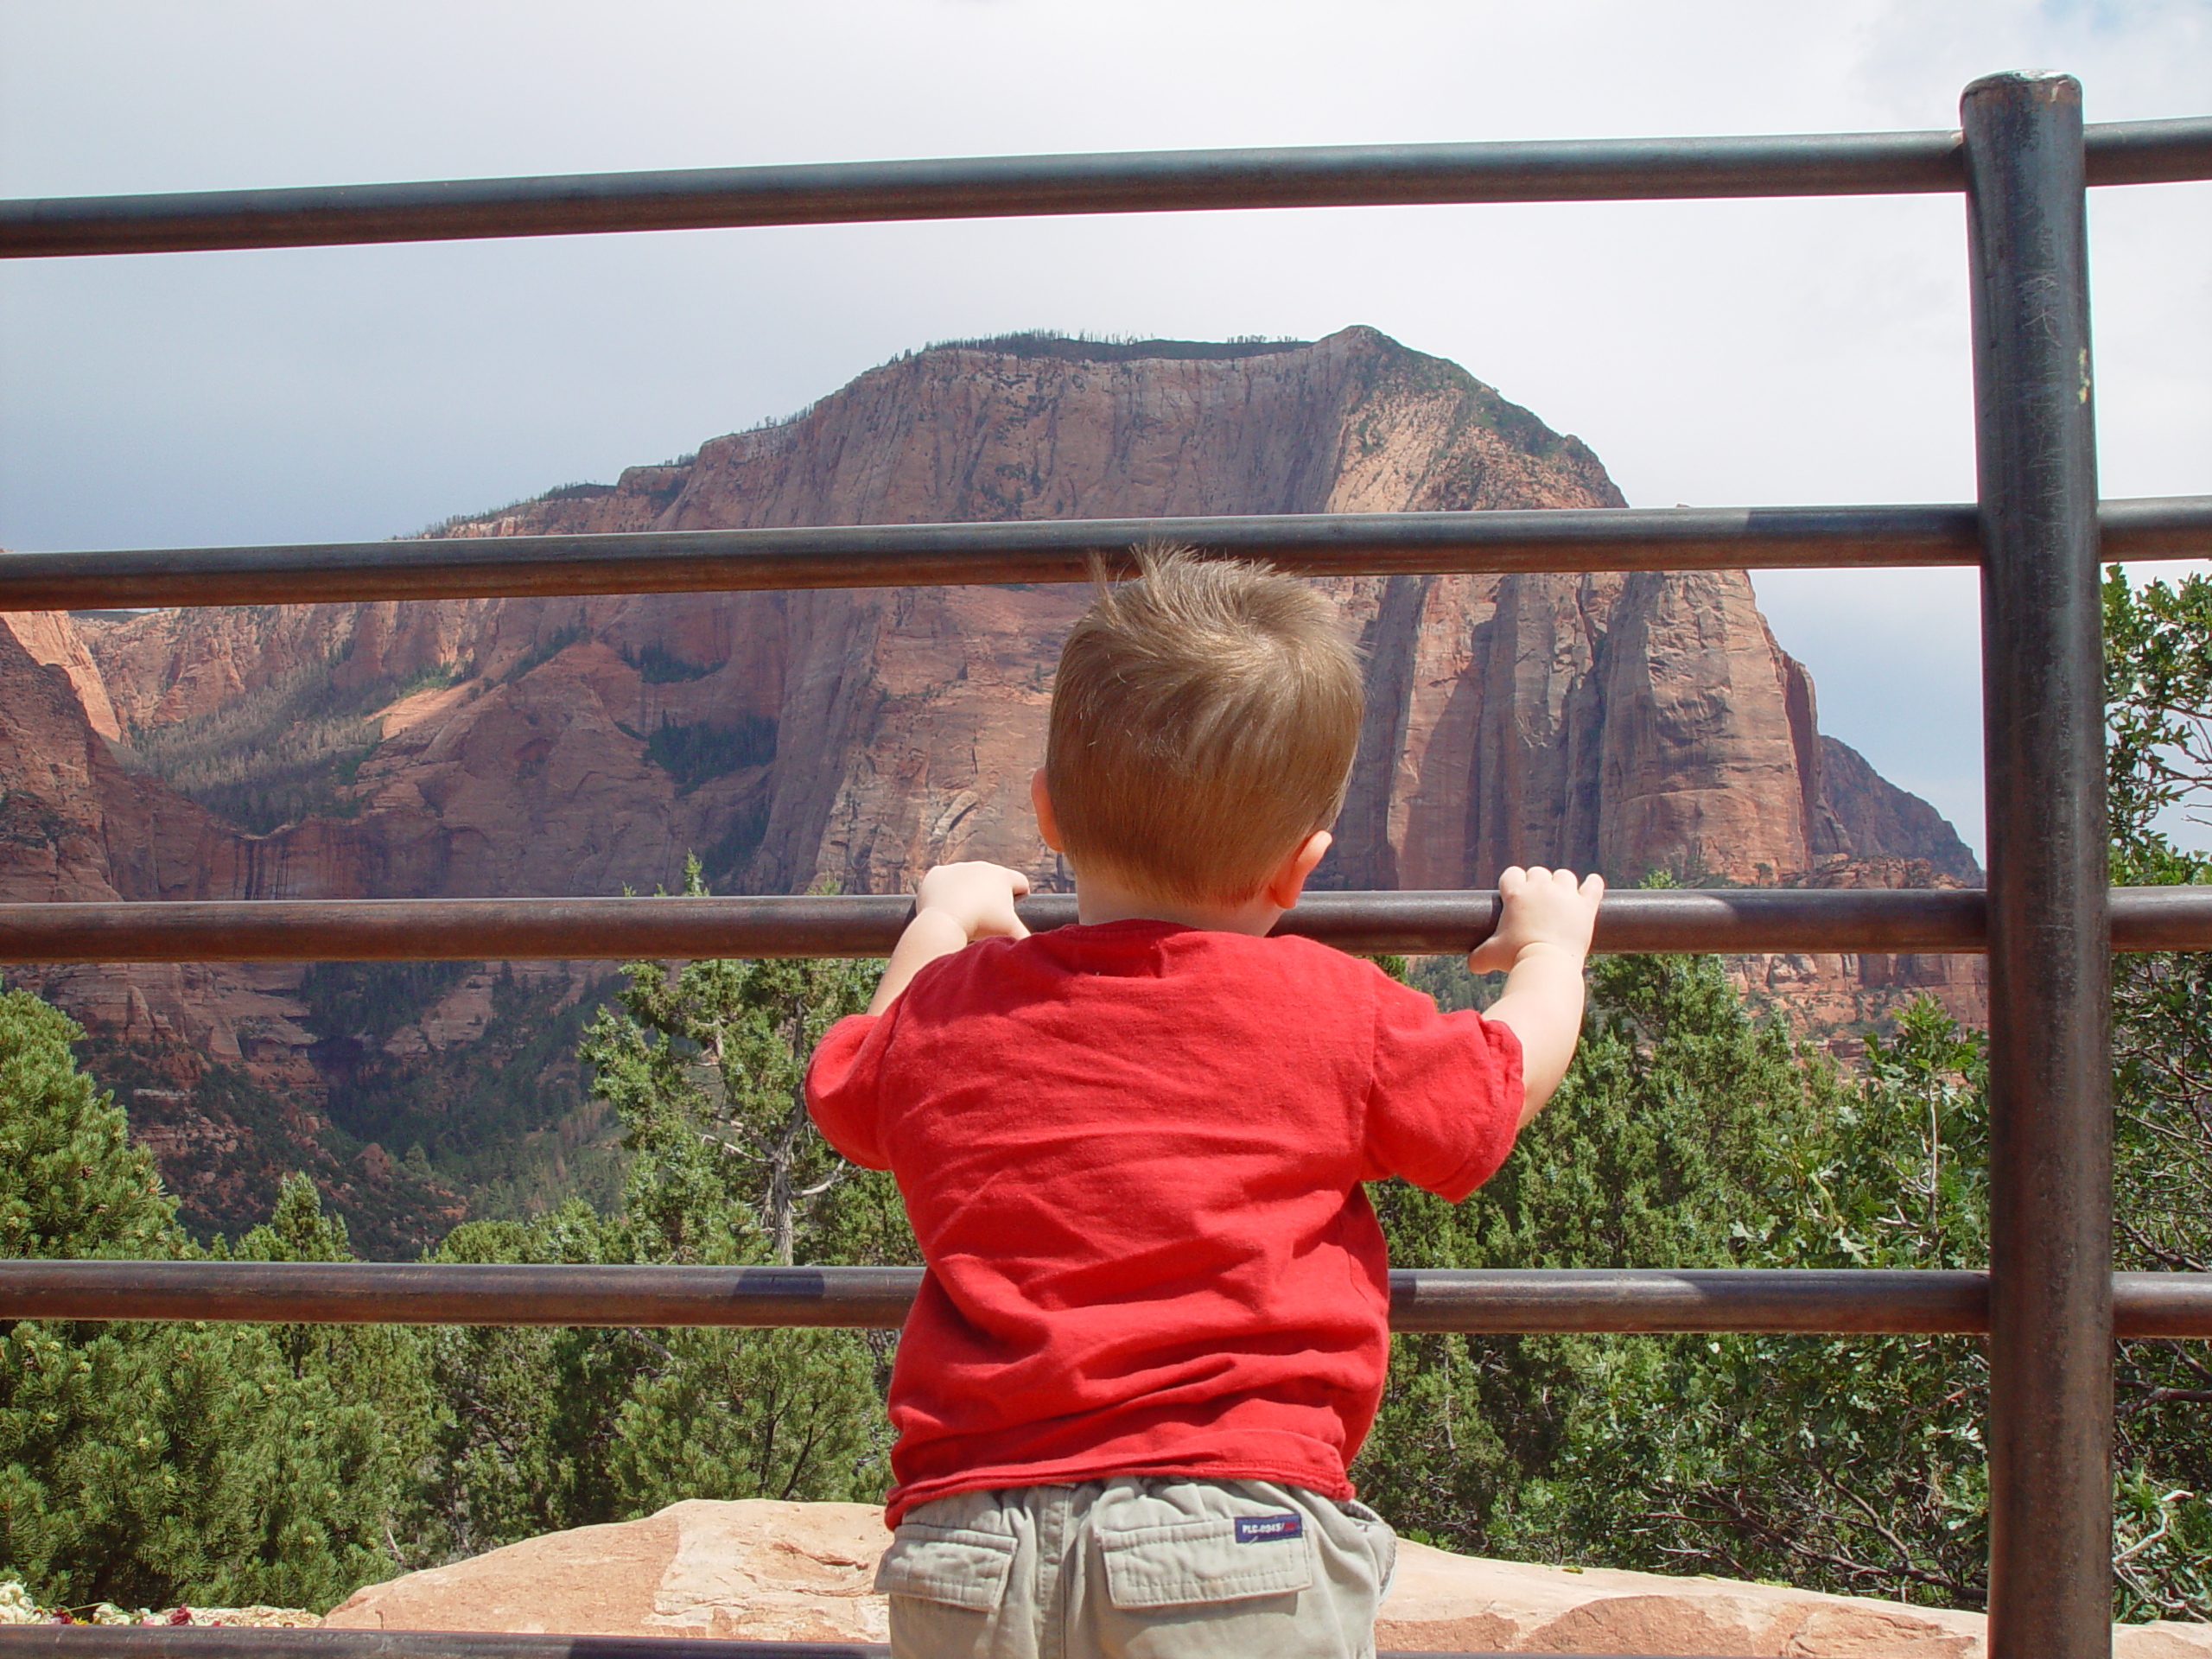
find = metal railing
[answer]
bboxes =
[3,118,2208,257]
[0,497,2209,611]
[4,1260,2209,1339]
[2,73,2208,1659]
[0,885,2209,962]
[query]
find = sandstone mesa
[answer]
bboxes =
[0,327,1984,1239]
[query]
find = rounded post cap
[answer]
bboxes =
[1962,69,2082,107]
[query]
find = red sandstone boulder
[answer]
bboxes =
[321,1499,2212,1657]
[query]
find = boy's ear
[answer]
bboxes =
[1030,770,1065,852]
[1264,830,1332,912]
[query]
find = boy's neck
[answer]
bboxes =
[1074,872,1284,938]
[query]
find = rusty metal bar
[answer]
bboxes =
[1965,72,2113,1658]
[0,1629,1620,1658]
[0,1262,922,1330]
[0,887,2206,964]
[0,1260,2206,1338]
[3,497,2208,611]
[0,1633,887,1658]
[4,118,2208,261]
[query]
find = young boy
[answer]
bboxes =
[806,550,1603,1659]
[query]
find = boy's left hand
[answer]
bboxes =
[916,861,1033,943]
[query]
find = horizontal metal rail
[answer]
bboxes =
[0,1635,875,1659]
[5,118,2209,260]
[4,497,2206,611]
[0,1635,889,1658]
[0,1630,1561,1658]
[0,1635,1521,1659]
[1,887,2208,964]
[2,1261,2205,1338]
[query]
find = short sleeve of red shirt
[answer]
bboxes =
[806,1011,894,1171]
[1359,977,1524,1202]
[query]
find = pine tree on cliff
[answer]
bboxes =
[578,859,900,1516]
[578,857,906,1269]
[0,995,414,1613]
[2102,566,2212,1618]
[404,861,905,1558]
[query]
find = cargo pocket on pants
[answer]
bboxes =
[1097,1516,1314,1610]
[874,1523,1017,1611]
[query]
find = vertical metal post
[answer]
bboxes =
[1963,71,2113,1659]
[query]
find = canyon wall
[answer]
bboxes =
[0,327,1983,1243]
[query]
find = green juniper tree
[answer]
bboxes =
[409,1203,626,1560]
[0,995,411,1613]
[580,859,899,1268]
[396,860,907,1554]
[1358,949,2000,1606]
[2101,567,2212,1621]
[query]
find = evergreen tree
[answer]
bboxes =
[579,858,901,1268]
[0,998,410,1612]
[1355,946,1829,1561]
[409,1203,626,1560]
[2101,567,2212,1621]
[1357,953,2001,1605]
[408,863,904,1554]
[0,989,179,1261]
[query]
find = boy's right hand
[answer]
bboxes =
[915,861,1033,944]
[869,862,1033,1015]
[1468,865,1604,975]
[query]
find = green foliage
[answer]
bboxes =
[118,649,459,836]
[1358,953,1820,1554]
[636,714,777,795]
[2102,566,2212,1622]
[1363,931,2209,1618]
[579,860,887,1266]
[2105,566,2212,881]
[0,993,180,1261]
[608,1325,888,1510]
[1,1306,408,1612]
[1357,963,2005,1606]
[404,864,903,1559]
[0,1003,415,1612]
[620,643,718,683]
[410,1205,628,1558]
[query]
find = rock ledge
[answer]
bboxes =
[323,1499,2212,1656]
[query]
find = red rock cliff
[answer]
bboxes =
[1,328,1984,1234]
[70,328,1967,904]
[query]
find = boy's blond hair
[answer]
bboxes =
[1046,547,1364,906]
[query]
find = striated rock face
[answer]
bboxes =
[319,1498,2212,1657]
[66,327,1969,906]
[1,327,1985,1234]
[1819,734,1983,884]
[1729,853,1990,1047]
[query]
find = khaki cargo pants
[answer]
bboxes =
[875,1478,1396,1659]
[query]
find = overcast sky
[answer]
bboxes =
[3,0,2209,855]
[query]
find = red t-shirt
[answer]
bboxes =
[804,919,1523,1525]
